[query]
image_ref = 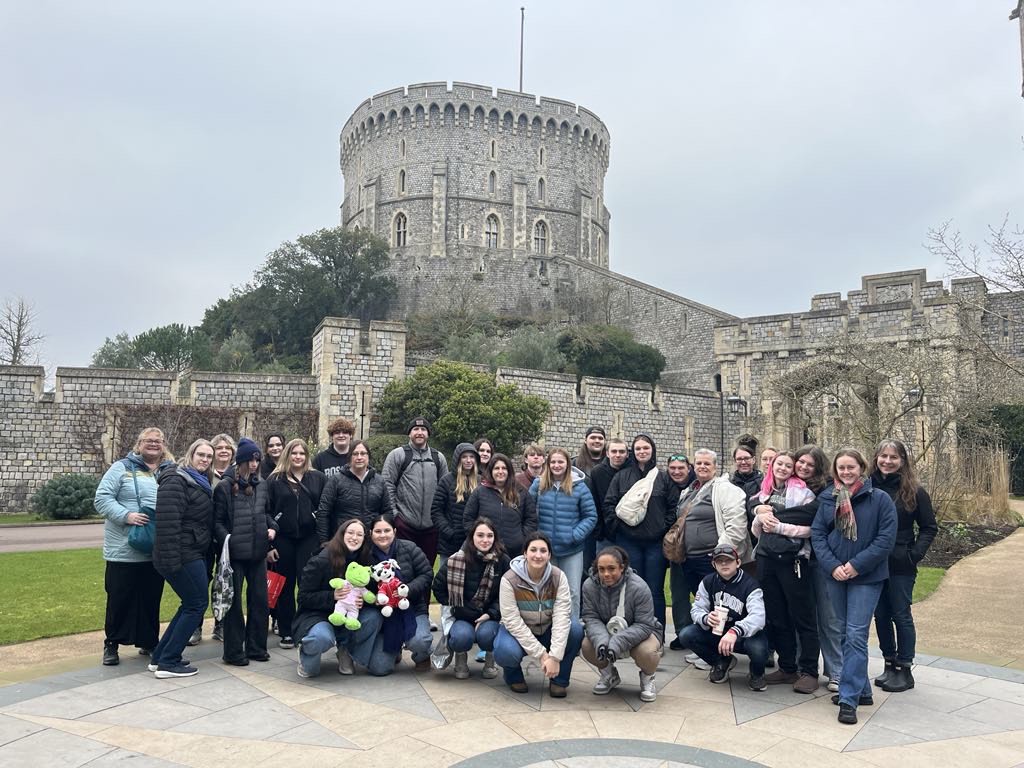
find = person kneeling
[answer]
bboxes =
[581,546,663,702]
[293,519,382,678]
[493,532,584,698]
[676,544,768,690]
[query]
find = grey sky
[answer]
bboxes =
[2,1,1022,370]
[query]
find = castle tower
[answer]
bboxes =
[339,82,611,308]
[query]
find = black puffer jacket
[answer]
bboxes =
[261,470,326,539]
[432,552,510,623]
[154,467,214,575]
[602,436,675,542]
[462,483,538,556]
[214,476,277,561]
[316,466,391,542]
[374,538,433,615]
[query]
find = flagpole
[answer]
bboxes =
[519,7,525,92]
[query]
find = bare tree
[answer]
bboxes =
[0,296,45,365]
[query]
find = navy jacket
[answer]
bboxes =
[811,478,897,584]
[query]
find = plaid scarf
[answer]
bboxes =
[446,549,499,611]
[833,479,862,541]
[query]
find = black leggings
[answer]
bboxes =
[272,533,318,637]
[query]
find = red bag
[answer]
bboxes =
[267,570,287,609]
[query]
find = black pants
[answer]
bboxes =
[273,533,318,638]
[759,556,819,676]
[222,558,269,662]
[104,560,164,650]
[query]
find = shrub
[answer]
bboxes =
[365,433,412,472]
[378,360,549,456]
[557,324,666,384]
[32,474,100,520]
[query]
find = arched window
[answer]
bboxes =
[398,169,406,194]
[596,232,603,261]
[539,147,545,166]
[394,213,407,247]
[533,220,547,254]
[485,215,499,249]
[490,139,496,159]
[537,177,545,202]
[488,170,496,194]
[400,139,406,157]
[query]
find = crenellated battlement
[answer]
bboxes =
[340,81,610,170]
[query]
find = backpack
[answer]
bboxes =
[396,445,444,483]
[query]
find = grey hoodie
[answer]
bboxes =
[581,566,663,658]
[499,554,573,661]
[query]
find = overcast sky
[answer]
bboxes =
[3,1,1022,370]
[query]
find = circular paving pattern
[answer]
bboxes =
[451,738,767,768]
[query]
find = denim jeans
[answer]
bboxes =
[365,613,432,676]
[874,574,917,664]
[677,623,768,676]
[493,620,584,688]
[668,562,692,632]
[812,559,843,680]
[616,537,668,628]
[152,559,209,668]
[447,618,500,652]
[827,578,883,707]
[298,608,383,677]
[552,552,584,621]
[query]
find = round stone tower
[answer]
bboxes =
[339,82,611,315]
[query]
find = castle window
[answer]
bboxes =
[488,170,496,194]
[398,169,406,194]
[539,260,548,277]
[490,139,496,159]
[537,177,545,202]
[400,139,406,157]
[394,213,407,247]
[596,232,602,261]
[533,220,548,254]
[539,147,545,166]
[485,215,499,249]
[460,224,468,239]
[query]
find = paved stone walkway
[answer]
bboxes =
[1,632,1022,768]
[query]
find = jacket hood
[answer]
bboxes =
[570,466,587,485]
[340,464,376,481]
[509,553,552,589]
[452,442,479,466]
[629,433,658,472]
[124,452,173,473]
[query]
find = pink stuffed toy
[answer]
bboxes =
[372,558,410,617]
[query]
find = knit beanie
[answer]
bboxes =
[235,438,262,465]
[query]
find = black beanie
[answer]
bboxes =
[407,416,431,435]
[235,438,262,465]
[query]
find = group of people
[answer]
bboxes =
[94,418,936,725]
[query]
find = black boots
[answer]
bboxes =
[874,658,895,687]
[102,641,119,666]
[881,663,915,692]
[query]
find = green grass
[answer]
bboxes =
[913,566,945,602]
[0,513,102,526]
[0,548,202,645]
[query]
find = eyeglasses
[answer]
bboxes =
[142,439,163,445]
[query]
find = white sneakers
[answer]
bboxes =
[686,652,711,671]
[639,671,657,702]
[592,664,621,694]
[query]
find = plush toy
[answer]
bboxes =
[372,558,410,617]
[328,561,377,629]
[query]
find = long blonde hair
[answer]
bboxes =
[270,438,311,481]
[538,448,574,495]
[454,458,479,504]
[178,438,215,483]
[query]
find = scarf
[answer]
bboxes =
[236,473,260,494]
[446,549,498,610]
[184,467,213,495]
[372,542,416,653]
[833,479,862,541]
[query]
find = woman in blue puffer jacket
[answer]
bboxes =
[529,447,597,620]
[811,448,897,727]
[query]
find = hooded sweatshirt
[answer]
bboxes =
[529,466,598,557]
[431,443,480,558]
[580,566,663,658]
[499,554,572,661]
[602,434,675,542]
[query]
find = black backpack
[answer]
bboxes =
[395,445,445,483]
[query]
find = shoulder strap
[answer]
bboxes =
[121,459,143,510]
[430,448,443,480]
[616,579,627,619]
[395,445,443,482]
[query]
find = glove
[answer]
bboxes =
[596,645,608,661]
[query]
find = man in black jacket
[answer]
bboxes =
[585,438,629,571]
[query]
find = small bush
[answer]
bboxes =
[32,474,100,520]
[365,433,413,473]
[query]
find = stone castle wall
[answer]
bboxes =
[0,316,739,512]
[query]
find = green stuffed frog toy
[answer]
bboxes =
[328,561,377,629]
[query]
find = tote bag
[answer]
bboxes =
[615,468,659,526]
[211,536,234,621]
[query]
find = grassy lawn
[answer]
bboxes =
[0,514,102,526]
[0,548,201,646]
[913,566,945,602]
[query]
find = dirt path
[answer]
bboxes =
[914,525,1024,664]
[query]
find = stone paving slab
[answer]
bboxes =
[0,644,1022,767]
